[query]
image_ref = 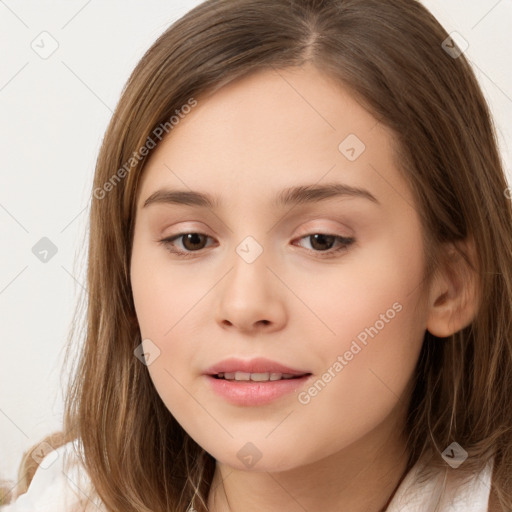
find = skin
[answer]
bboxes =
[130,63,478,512]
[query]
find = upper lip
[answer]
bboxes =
[204,357,311,376]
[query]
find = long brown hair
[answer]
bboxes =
[11,0,512,510]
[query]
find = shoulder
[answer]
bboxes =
[387,455,495,512]
[2,439,106,512]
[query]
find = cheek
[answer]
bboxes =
[293,230,427,432]
[130,243,210,340]
[130,245,215,423]
[296,298,424,460]
[291,225,426,359]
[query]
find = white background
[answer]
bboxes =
[1,0,511,485]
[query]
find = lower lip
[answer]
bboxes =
[205,374,312,406]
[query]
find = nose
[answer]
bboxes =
[214,248,287,334]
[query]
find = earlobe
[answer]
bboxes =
[426,237,480,338]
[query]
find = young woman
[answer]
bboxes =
[3,0,511,510]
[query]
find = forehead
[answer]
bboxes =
[135,63,413,213]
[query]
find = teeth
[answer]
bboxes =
[217,371,298,381]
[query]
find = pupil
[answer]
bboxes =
[310,234,335,251]
[184,233,205,250]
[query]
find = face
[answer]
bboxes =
[130,63,430,472]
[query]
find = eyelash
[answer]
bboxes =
[157,232,355,259]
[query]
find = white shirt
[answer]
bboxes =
[2,440,493,511]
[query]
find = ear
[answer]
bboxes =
[426,236,480,338]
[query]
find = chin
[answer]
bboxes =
[204,438,313,473]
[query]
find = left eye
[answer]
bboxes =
[159,233,214,254]
[294,233,355,255]
[158,232,355,258]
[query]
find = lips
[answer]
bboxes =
[204,358,313,406]
[203,357,311,377]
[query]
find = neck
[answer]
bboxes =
[206,402,411,512]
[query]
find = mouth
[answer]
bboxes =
[211,371,312,382]
[203,357,312,405]
[205,371,313,406]
[204,356,311,379]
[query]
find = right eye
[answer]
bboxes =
[158,232,215,257]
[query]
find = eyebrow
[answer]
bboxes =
[142,182,379,210]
